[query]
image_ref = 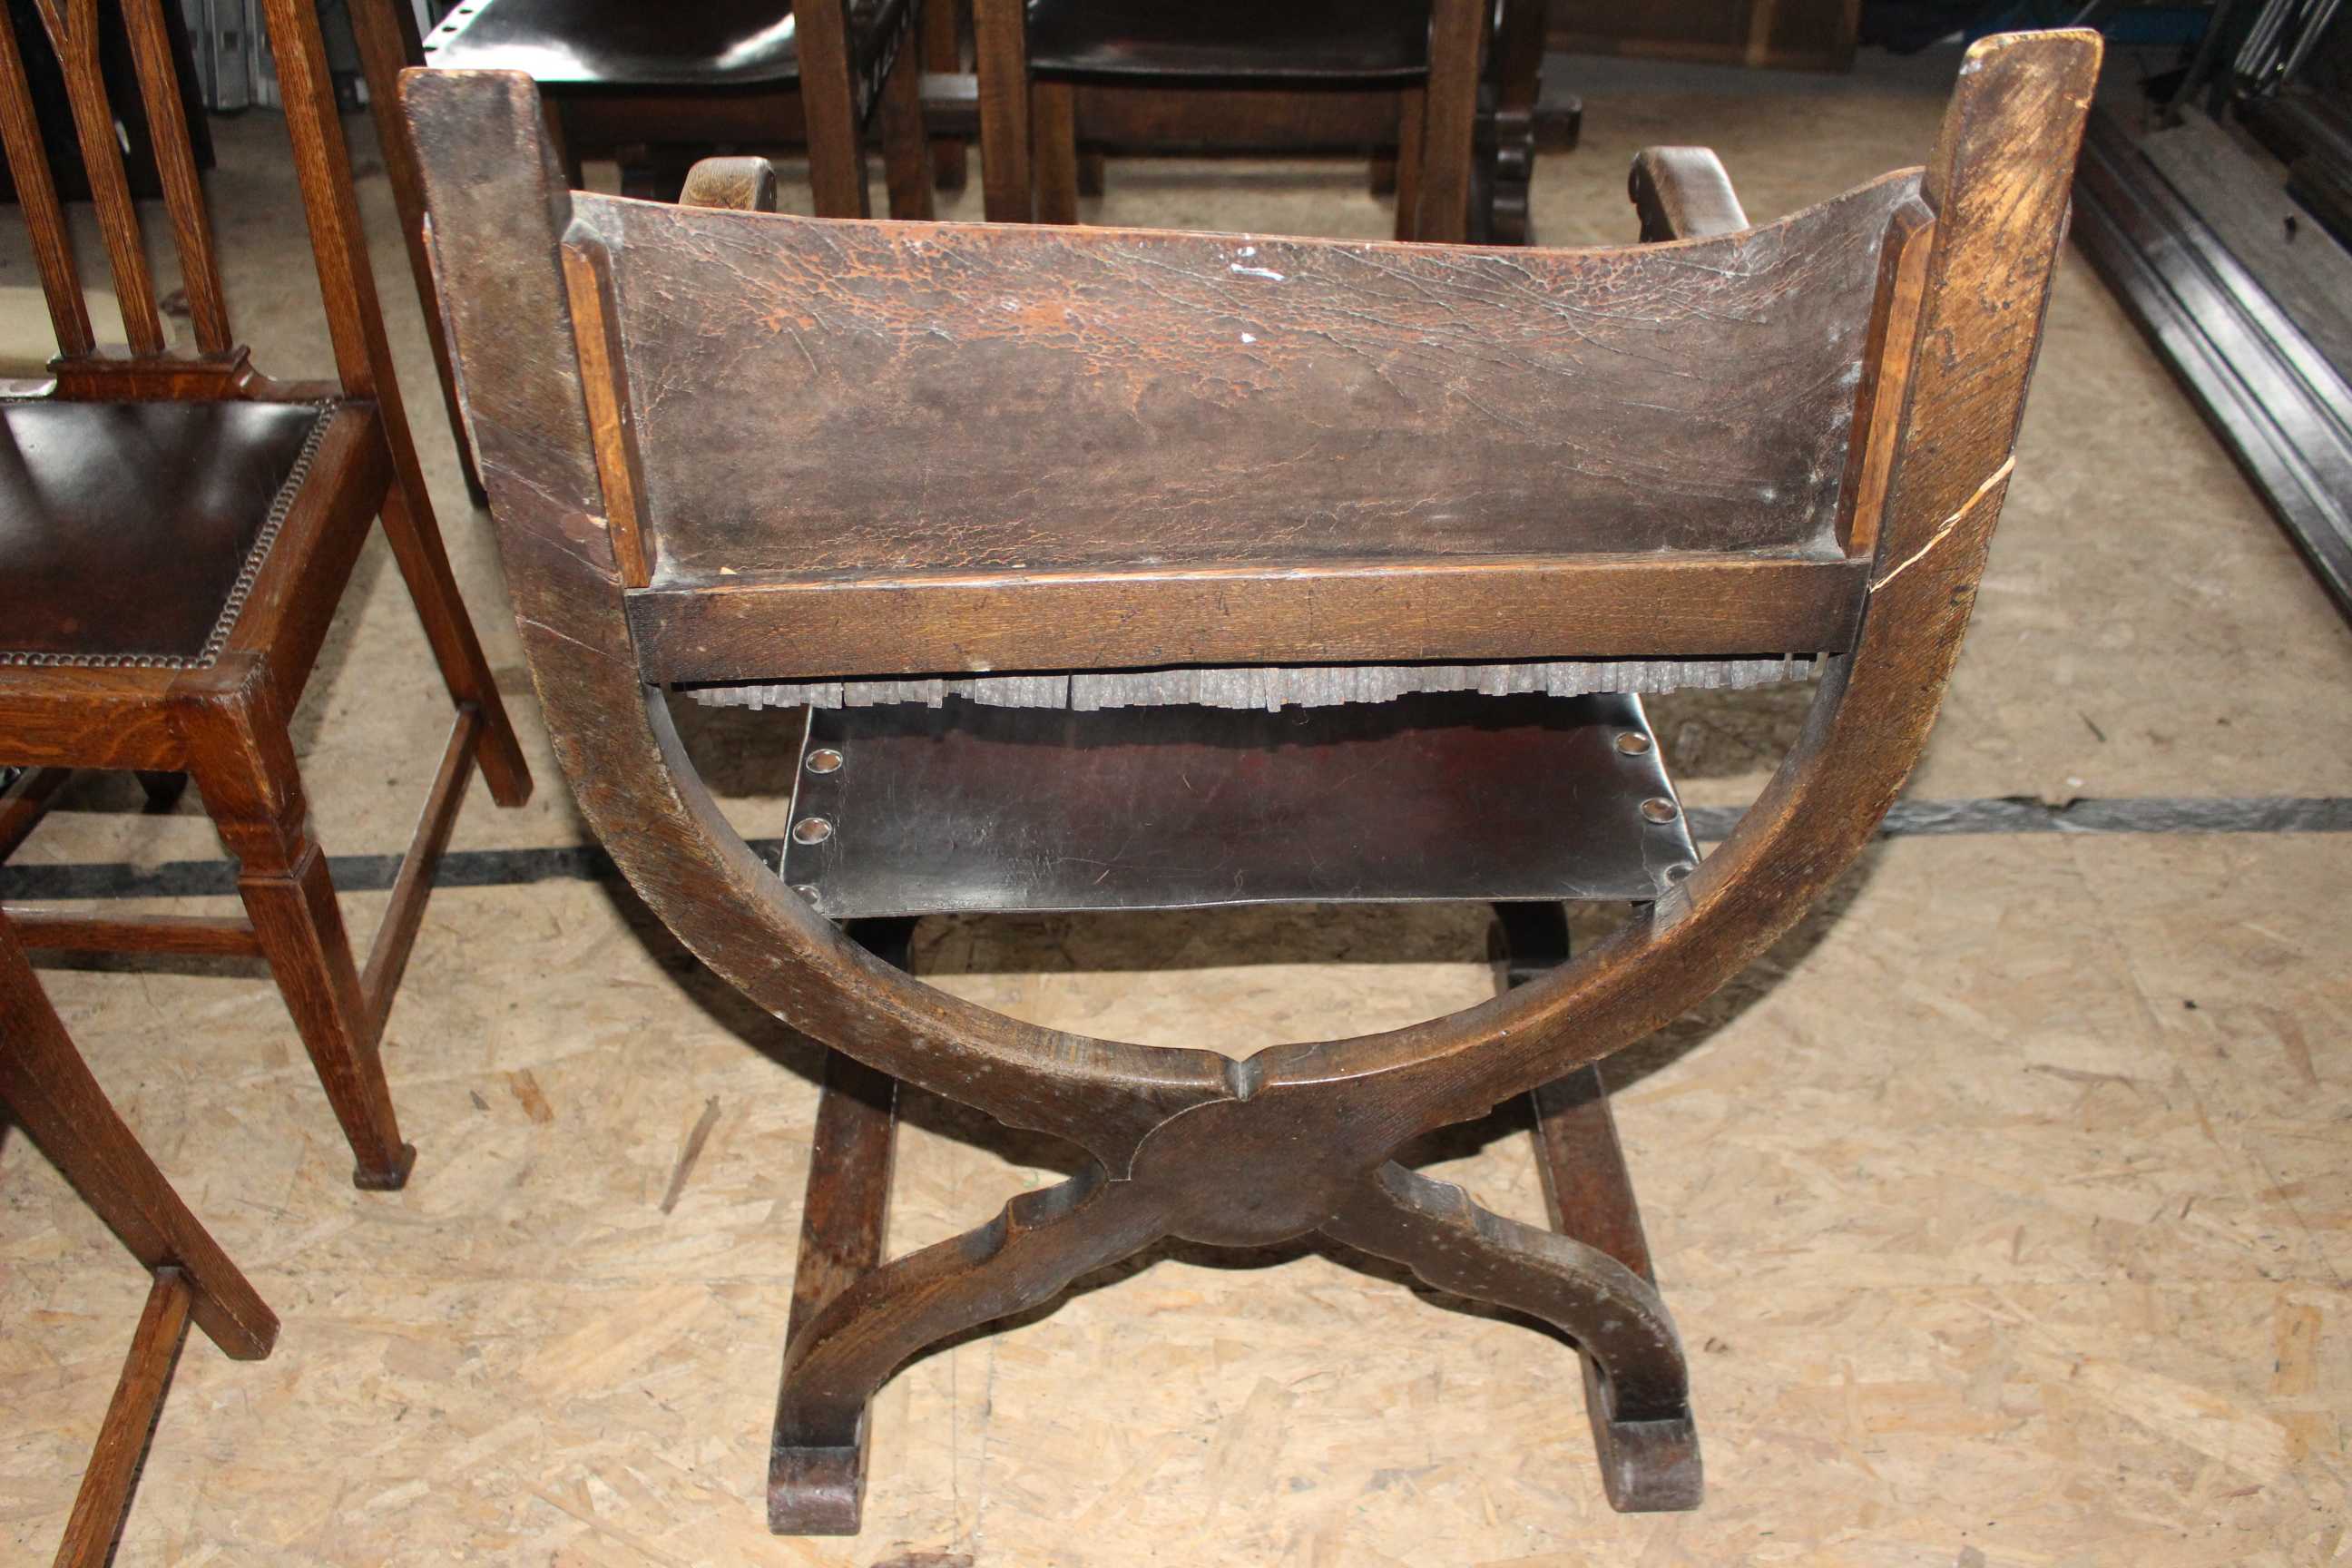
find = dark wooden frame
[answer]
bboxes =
[0,0,533,1191]
[402,28,2098,1529]
[969,0,1502,242]
[1,910,279,1566]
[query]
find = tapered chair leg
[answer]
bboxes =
[769,1047,900,1534]
[176,662,416,1191]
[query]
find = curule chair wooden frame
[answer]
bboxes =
[0,0,532,1191]
[403,28,2098,1529]
[1,909,279,1567]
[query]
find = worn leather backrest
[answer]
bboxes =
[568,172,1922,583]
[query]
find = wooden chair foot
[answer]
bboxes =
[1583,1355,1703,1511]
[351,1142,419,1191]
[769,1417,871,1534]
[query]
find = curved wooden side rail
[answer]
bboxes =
[404,27,2100,1529]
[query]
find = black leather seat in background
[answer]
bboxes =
[0,400,325,666]
[1023,0,1433,82]
[419,0,908,89]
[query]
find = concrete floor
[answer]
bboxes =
[5,42,2351,1567]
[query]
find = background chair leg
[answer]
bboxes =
[0,765,73,859]
[922,0,968,191]
[52,1270,192,1568]
[1077,150,1105,197]
[972,0,1033,221]
[771,1163,1167,1534]
[1394,86,1426,240]
[877,17,936,220]
[134,770,188,810]
[1413,0,1484,242]
[180,669,416,1191]
[1031,80,1080,224]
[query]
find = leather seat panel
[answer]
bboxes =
[1024,0,1433,81]
[0,399,329,667]
[420,0,909,90]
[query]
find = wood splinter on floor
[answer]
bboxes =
[660,1097,723,1214]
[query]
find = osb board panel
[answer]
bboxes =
[5,831,2348,1563]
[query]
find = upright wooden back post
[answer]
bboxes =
[404,29,2099,1528]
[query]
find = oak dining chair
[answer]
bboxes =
[0,0,533,1191]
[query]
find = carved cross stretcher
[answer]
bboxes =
[399,28,2100,1530]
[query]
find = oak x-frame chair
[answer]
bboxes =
[0,0,533,1191]
[1,909,279,1566]
[403,28,2100,1529]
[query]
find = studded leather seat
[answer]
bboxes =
[419,0,910,89]
[0,399,326,667]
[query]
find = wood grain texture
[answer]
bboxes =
[5,909,263,956]
[583,172,1918,580]
[626,554,1869,685]
[1835,200,1935,558]
[50,1270,191,1568]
